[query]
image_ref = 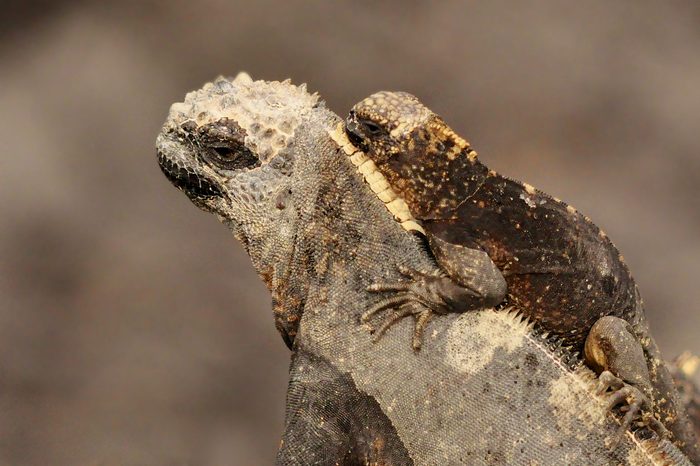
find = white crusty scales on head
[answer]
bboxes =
[345,90,700,462]
[157,73,318,347]
[156,74,694,465]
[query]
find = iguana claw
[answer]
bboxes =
[362,266,449,351]
[597,371,669,448]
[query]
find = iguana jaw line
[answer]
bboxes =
[329,123,426,235]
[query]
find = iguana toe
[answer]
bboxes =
[361,294,413,323]
[363,294,435,350]
[597,370,669,447]
[363,267,457,349]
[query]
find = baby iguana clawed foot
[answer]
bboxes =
[362,265,480,350]
[597,370,670,448]
[585,316,670,446]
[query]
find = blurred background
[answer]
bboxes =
[1,1,698,464]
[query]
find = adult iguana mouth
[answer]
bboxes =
[328,122,426,236]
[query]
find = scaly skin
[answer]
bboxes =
[156,75,694,465]
[345,90,700,462]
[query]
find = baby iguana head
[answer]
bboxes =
[345,91,481,220]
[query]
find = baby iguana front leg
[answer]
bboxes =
[363,235,506,350]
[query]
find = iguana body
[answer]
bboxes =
[345,91,700,461]
[156,75,695,465]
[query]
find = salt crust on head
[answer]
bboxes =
[165,76,320,163]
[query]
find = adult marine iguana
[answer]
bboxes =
[156,74,695,465]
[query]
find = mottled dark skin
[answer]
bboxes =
[345,91,700,461]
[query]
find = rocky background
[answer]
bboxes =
[1,1,698,464]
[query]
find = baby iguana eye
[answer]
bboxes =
[360,119,384,136]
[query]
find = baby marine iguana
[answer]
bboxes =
[157,75,696,465]
[345,91,700,460]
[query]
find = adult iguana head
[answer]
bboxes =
[156,75,428,347]
[156,73,317,216]
[156,73,326,345]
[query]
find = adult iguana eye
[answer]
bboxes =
[205,143,260,171]
[194,118,261,171]
[213,146,235,159]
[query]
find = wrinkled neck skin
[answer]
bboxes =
[216,109,429,348]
